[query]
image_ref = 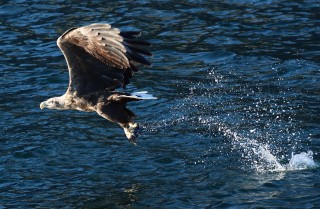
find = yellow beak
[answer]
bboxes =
[40,102,46,110]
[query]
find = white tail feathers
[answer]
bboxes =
[131,91,157,100]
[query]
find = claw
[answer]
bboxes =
[123,123,141,145]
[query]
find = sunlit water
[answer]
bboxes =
[1,0,320,208]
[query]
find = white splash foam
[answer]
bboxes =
[286,151,317,170]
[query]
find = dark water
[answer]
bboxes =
[1,0,320,208]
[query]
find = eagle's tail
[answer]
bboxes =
[131,91,157,100]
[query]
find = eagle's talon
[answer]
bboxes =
[123,123,140,145]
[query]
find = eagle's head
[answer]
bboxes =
[40,97,65,110]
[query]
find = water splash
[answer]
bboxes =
[188,64,319,173]
[146,59,319,173]
[217,123,317,173]
[217,123,285,172]
[286,151,317,170]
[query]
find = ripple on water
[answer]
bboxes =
[1,0,320,208]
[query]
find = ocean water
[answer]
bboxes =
[1,0,320,208]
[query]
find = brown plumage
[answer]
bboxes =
[40,23,156,143]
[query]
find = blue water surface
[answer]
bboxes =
[1,0,320,208]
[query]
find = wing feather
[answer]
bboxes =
[120,31,141,39]
[57,23,152,95]
[127,48,151,66]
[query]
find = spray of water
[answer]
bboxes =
[217,123,285,172]
[216,123,317,172]
[145,60,318,173]
[185,64,318,173]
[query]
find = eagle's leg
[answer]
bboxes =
[120,122,141,145]
[96,101,141,144]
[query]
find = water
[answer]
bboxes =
[1,0,320,208]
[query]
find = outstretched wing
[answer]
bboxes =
[57,23,152,96]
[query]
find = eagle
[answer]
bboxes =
[40,23,156,144]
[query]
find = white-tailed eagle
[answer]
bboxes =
[40,23,156,144]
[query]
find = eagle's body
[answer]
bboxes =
[40,23,155,143]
